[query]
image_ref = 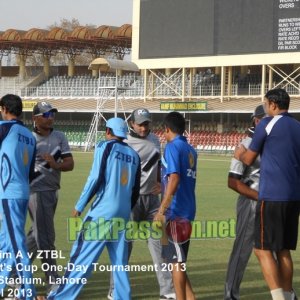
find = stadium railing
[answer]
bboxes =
[18,74,299,99]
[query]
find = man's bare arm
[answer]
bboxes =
[234,145,258,166]
[228,177,258,201]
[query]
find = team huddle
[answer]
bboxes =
[0,88,300,300]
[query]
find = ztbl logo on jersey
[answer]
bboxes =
[23,147,29,166]
[189,152,195,168]
[121,168,129,185]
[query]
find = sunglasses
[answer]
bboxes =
[41,111,55,118]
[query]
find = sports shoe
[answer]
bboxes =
[47,283,60,295]
[107,291,113,300]
[7,273,20,291]
[6,282,20,290]
[159,293,176,300]
[46,274,61,296]
[292,290,298,300]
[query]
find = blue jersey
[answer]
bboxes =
[249,112,300,201]
[75,139,141,220]
[162,135,197,221]
[0,120,36,199]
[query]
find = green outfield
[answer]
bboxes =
[28,152,300,299]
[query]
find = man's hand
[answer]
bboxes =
[154,212,168,245]
[42,153,74,171]
[72,209,81,217]
[154,211,165,226]
[151,182,161,195]
[42,153,58,169]
[234,144,246,161]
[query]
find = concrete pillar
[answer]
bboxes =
[19,55,27,80]
[215,67,221,75]
[92,69,98,77]
[189,68,194,98]
[240,66,248,75]
[91,55,98,77]
[150,71,155,98]
[143,69,148,102]
[268,66,273,90]
[227,66,232,96]
[261,65,266,101]
[182,68,186,102]
[165,68,172,76]
[220,66,225,102]
[68,58,75,77]
[43,56,50,78]
[293,64,300,89]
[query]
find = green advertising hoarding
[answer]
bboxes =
[160,101,207,111]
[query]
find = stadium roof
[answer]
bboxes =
[0,24,132,57]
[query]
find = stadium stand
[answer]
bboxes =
[15,73,300,99]
[0,14,299,153]
[1,71,298,107]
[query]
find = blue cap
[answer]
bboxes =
[106,117,128,139]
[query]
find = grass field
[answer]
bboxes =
[27,152,300,299]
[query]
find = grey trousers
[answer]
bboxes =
[224,197,257,300]
[26,190,59,281]
[109,194,174,296]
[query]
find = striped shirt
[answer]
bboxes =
[126,132,160,195]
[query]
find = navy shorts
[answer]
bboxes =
[255,200,300,251]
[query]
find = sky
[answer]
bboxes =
[0,0,133,31]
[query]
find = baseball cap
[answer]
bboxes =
[33,101,58,116]
[106,117,128,139]
[251,104,265,119]
[131,108,151,124]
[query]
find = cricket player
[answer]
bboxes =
[47,117,141,300]
[108,108,175,300]
[224,105,265,300]
[155,112,197,300]
[27,101,74,289]
[235,88,300,300]
[0,94,37,300]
